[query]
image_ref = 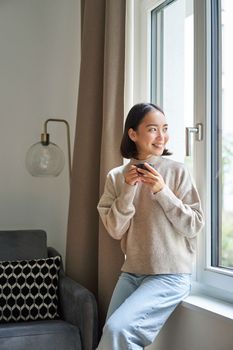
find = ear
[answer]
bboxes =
[128,128,137,142]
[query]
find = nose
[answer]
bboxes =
[156,130,164,140]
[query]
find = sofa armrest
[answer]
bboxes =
[47,247,98,349]
[47,246,61,258]
[59,271,98,350]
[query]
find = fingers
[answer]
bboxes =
[125,164,164,192]
[129,165,137,171]
[136,164,165,193]
[128,165,138,178]
[124,165,141,186]
[143,163,160,175]
[140,174,164,193]
[136,165,157,178]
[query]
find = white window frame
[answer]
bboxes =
[128,0,233,303]
[194,0,233,302]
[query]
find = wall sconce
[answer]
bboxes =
[26,118,72,188]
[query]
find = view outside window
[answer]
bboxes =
[220,0,233,268]
[151,0,194,167]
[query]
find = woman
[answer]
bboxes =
[97,103,204,349]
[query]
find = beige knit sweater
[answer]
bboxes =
[97,155,204,275]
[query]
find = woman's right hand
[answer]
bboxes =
[124,165,140,186]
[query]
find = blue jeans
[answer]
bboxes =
[97,272,191,350]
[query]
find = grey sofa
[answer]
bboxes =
[0,230,98,350]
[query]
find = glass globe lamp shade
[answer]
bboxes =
[26,142,65,177]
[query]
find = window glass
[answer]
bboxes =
[151,0,194,171]
[218,0,233,269]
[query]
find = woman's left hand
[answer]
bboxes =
[136,163,165,194]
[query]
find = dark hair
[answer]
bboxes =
[120,103,172,159]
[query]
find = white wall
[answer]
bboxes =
[0,0,81,261]
[147,305,233,350]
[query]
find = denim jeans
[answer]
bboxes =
[97,272,191,350]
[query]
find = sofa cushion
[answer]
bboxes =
[0,320,81,350]
[0,230,48,261]
[0,256,60,323]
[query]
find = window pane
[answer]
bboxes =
[151,0,194,169]
[220,0,233,268]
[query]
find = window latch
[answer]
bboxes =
[185,123,203,156]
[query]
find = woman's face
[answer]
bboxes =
[128,109,169,159]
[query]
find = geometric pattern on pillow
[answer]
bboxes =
[0,256,61,323]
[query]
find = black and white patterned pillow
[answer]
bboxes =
[0,256,61,323]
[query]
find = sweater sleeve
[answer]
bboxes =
[154,166,204,238]
[97,172,137,240]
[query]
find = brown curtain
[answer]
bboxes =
[66,0,126,326]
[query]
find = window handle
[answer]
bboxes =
[185,123,203,156]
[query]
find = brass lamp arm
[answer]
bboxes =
[41,118,72,187]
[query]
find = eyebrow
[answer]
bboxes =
[146,123,168,127]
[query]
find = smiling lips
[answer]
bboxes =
[152,143,164,148]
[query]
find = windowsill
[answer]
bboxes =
[182,293,233,322]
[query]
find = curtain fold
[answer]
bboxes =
[66,0,126,326]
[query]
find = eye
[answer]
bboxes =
[149,127,157,132]
[163,127,168,132]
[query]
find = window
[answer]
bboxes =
[150,0,194,169]
[131,0,233,301]
[211,0,233,271]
